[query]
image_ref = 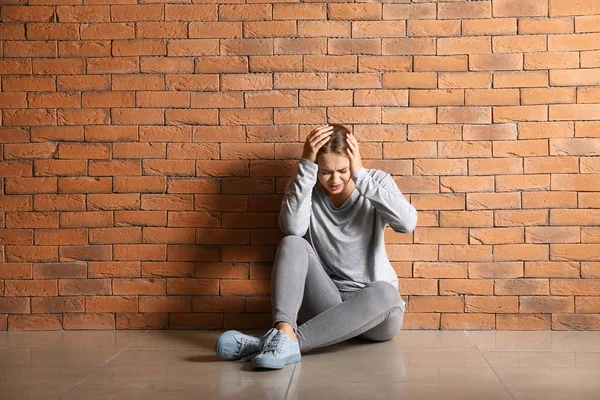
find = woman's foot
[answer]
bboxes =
[251,330,301,370]
[215,328,278,361]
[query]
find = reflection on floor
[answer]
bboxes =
[1,330,599,400]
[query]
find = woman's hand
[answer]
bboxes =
[302,125,334,163]
[346,132,363,175]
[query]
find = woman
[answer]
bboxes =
[215,124,418,369]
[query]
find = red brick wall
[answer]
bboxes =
[1,0,600,331]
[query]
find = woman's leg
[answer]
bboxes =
[271,235,342,336]
[296,280,405,352]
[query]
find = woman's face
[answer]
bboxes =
[317,152,352,195]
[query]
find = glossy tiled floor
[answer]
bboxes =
[1,330,599,400]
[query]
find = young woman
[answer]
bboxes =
[216,124,418,369]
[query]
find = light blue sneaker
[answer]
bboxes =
[215,328,278,361]
[251,330,301,370]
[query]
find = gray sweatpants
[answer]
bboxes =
[271,235,406,353]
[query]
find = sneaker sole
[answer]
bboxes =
[251,353,301,370]
[215,330,243,361]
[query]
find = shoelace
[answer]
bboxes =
[235,329,280,363]
[261,332,285,355]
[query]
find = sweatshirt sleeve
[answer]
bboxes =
[279,158,319,236]
[352,168,418,233]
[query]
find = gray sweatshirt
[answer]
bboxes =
[279,157,418,292]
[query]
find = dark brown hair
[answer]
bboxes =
[316,124,351,161]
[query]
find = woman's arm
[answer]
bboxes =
[279,158,318,236]
[353,168,418,233]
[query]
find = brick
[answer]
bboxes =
[463,124,517,141]
[113,278,165,295]
[438,1,491,19]
[329,74,381,90]
[167,40,217,57]
[550,138,600,156]
[525,261,580,278]
[85,296,137,313]
[4,41,57,58]
[220,280,271,296]
[112,5,164,22]
[494,0,548,17]
[525,226,580,244]
[8,314,62,331]
[578,87,600,103]
[304,55,356,73]
[550,279,600,295]
[383,4,436,20]
[465,296,518,313]
[0,297,30,314]
[440,178,495,194]
[33,262,86,278]
[576,16,600,33]
[549,0,600,17]
[411,194,465,211]
[31,296,84,314]
[494,279,550,296]
[497,314,551,330]
[382,38,436,55]
[245,21,297,38]
[355,21,406,38]
[274,4,326,20]
[549,33,600,51]
[440,279,494,295]
[410,89,463,107]
[438,107,491,124]
[5,279,57,296]
[467,192,521,210]
[87,262,140,278]
[552,244,600,261]
[298,21,350,38]
[414,262,467,279]
[551,104,600,121]
[469,262,524,279]
[409,296,464,313]
[165,5,217,22]
[328,4,382,21]
[381,107,436,124]
[383,72,435,89]
[116,313,169,330]
[408,20,460,37]
[551,68,600,86]
[462,18,517,35]
[465,89,519,106]
[274,73,327,89]
[413,227,468,245]
[469,54,523,71]
[399,279,437,295]
[167,278,219,295]
[576,121,600,137]
[439,72,492,89]
[414,55,468,72]
[441,314,495,330]
[437,37,491,55]
[496,210,549,227]
[32,58,84,75]
[522,88,576,105]
[576,297,600,313]
[525,52,579,70]
[63,313,115,330]
[409,125,461,141]
[329,38,380,55]
[440,245,493,262]
[519,17,574,34]
[80,23,134,40]
[2,6,54,22]
[494,105,548,123]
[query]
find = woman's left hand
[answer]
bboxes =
[346,132,363,176]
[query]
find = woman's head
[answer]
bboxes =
[316,124,353,196]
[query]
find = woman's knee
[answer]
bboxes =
[364,281,403,310]
[279,235,311,250]
[360,308,404,342]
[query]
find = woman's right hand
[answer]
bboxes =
[302,125,334,163]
